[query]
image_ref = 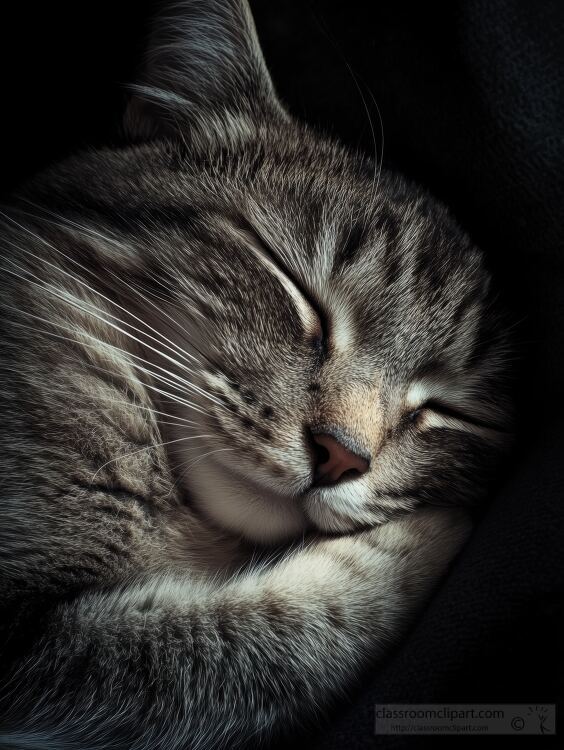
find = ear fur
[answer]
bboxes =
[124,0,287,145]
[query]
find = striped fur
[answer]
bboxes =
[0,1,512,748]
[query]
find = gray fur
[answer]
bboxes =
[0,1,512,748]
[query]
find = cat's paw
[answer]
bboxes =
[376,505,472,552]
[365,506,473,592]
[305,506,471,618]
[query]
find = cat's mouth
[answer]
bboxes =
[182,450,364,543]
[301,484,367,533]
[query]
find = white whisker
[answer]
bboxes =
[1,259,225,410]
[91,434,215,481]
[0,227,201,370]
[5,314,212,419]
[179,446,235,474]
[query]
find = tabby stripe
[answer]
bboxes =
[333,222,366,271]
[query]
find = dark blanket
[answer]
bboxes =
[2,1,563,747]
[251,1,564,746]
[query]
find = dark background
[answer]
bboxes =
[2,0,563,746]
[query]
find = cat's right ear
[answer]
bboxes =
[124,0,288,146]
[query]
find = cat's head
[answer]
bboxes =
[27,0,512,543]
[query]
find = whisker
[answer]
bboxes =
[366,86,385,205]
[13,201,205,322]
[93,398,199,428]
[0,343,206,431]
[308,10,384,220]
[2,212,218,401]
[1,259,225,410]
[178,446,236,474]
[91,434,215,481]
[5,203,225,379]
[5,314,212,419]
[14,200,135,254]
[341,60,380,224]
[0,226,202,371]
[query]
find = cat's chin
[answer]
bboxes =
[183,457,311,544]
[182,456,372,544]
[302,488,370,534]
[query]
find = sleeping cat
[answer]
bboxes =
[0,1,512,748]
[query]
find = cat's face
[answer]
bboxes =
[134,134,510,543]
[30,1,511,543]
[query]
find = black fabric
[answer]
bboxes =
[2,1,563,747]
[252,2,564,746]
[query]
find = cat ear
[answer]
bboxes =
[124,0,288,144]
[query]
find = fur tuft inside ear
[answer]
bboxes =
[124,0,287,144]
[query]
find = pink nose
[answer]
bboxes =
[312,432,369,485]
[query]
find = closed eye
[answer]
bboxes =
[234,218,329,349]
[414,399,507,433]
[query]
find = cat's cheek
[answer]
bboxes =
[185,460,310,544]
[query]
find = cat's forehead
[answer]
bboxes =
[218,151,486,349]
[36,137,489,386]
[180,134,480,276]
[157,215,486,387]
[139,137,488,377]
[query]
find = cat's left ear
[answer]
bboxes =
[124,0,288,145]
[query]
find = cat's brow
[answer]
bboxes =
[227,220,323,341]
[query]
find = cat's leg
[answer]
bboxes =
[1,507,470,750]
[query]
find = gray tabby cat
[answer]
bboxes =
[0,1,511,748]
